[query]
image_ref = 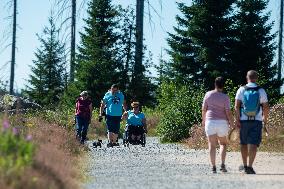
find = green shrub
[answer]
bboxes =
[0,120,35,183]
[157,82,204,142]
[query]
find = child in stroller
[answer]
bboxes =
[122,102,147,147]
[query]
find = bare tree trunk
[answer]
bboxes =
[133,0,144,97]
[10,0,17,95]
[278,0,283,81]
[70,0,76,82]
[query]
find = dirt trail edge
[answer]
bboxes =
[82,137,284,189]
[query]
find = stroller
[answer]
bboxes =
[122,125,146,147]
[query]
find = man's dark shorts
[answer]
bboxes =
[106,115,121,134]
[240,120,262,146]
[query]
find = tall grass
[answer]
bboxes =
[0,117,35,188]
[0,106,84,189]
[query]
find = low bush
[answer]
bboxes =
[157,82,204,142]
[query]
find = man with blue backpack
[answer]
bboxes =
[235,70,269,174]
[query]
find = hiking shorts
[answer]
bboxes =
[240,120,262,146]
[205,120,229,137]
[106,115,121,134]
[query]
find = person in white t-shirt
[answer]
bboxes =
[235,70,269,174]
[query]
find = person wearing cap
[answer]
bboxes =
[75,91,92,144]
[99,84,127,147]
[122,101,147,142]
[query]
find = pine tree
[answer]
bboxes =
[76,0,121,106]
[232,0,283,102]
[167,0,235,88]
[27,17,67,106]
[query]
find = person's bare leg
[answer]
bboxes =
[114,133,118,143]
[208,135,218,167]
[241,144,248,166]
[108,132,112,143]
[218,136,228,165]
[248,144,257,167]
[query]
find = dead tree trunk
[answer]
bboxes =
[278,0,283,81]
[133,0,144,98]
[10,0,17,94]
[70,0,76,82]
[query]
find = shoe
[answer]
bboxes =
[107,143,113,148]
[220,164,227,173]
[113,142,120,146]
[245,167,256,174]
[76,134,81,141]
[80,140,85,145]
[212,166,217,173]
[239,165,248,172]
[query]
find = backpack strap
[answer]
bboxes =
[243,86,261,91]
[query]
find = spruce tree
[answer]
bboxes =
[76,0,121,106]
[27,17,67,106]
[232,0,282,102]
[167,0,235,88]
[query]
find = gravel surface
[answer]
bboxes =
[82,137,284,189]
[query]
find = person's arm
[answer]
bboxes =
[123,100,127,112]
[201,95,207,128]
[262,102,269,124]
[74,101,78,124]
[99,101,105,122]
[225,97,235,128]
[122,111,128,120]
[225,109,235,129]
[75,102,78,115]
[234,100,242,128]
[262,102,269,135]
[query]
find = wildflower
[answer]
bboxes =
[2,119,10,130]
[12,127,19,135]
[26,134,33,141]
[27,123,34,128]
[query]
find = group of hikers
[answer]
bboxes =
[202,70,269,174]
[74,70,268,175]
[74,84,147,148]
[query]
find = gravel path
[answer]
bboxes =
[82,137,284,189]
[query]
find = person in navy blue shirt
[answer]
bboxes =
[99,84,127,147]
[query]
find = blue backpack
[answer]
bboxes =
[241,86,261,119]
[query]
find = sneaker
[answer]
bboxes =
[239,165,248,173]
[76,134,81,141]
[107,143,113,148]
[245,167,256,174]
[212,166,217,174]
[93,141,99,148]
[220,164,227,173]
[113,142,120,146]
